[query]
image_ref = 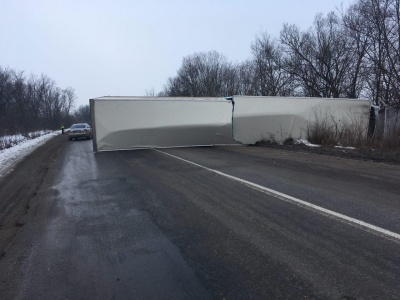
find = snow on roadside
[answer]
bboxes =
[295,139,321,148]
[0,131,60,179]
[294,139,357,150]
[334,145,356,150]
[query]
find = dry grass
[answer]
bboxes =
[307,109,370,147]
[307,108,400,149]
[0,135,26,150]
[372,121,400,149]
[0,131,52,151]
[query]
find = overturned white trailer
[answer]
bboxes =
[232,96,371,144]
[89,97,236,152]
[90,96,371,152]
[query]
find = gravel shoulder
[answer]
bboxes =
[0,135,66,258]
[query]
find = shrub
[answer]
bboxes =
[283,137,294,145]
[307,109,370,147]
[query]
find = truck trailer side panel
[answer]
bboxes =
[232,96,371,144]
[90,97,235,151]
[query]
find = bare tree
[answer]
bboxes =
[159,0,399,111]
[0,67,13,130]
[341,5,369,98]
[25,74,43,131]
[0,65,77,135]
[235,60,257,95]
[281,12,364,98]
[343,0,400,108]
[73,105,91,124]
[62,87,76,115]
[11,71,29,132]
[145,88,156,97]
[161,51,239,97]
[251,33,294,96]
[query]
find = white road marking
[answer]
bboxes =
[155,149,400,243]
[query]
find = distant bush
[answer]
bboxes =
[283,137,294,145]
[254,134,278,146]
[0,135,25,150]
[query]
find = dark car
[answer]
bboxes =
[67,123,92,141]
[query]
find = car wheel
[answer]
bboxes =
[68,137,72,141]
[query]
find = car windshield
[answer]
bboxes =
[71,124,86,129]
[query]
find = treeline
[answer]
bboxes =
[160,0,400,109]
[0,66,89,136]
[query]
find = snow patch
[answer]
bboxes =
[0,131,59,179]
[334,145,356,150]
[295,139,321,148]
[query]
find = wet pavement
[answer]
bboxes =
[1,137,400,299]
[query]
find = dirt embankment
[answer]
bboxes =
[253,142,400,165]
[0,135,66,258]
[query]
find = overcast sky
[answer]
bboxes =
[1,0,351,108]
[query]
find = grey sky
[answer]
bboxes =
[1,0,350,108]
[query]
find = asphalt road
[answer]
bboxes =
[1,135,400,299]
